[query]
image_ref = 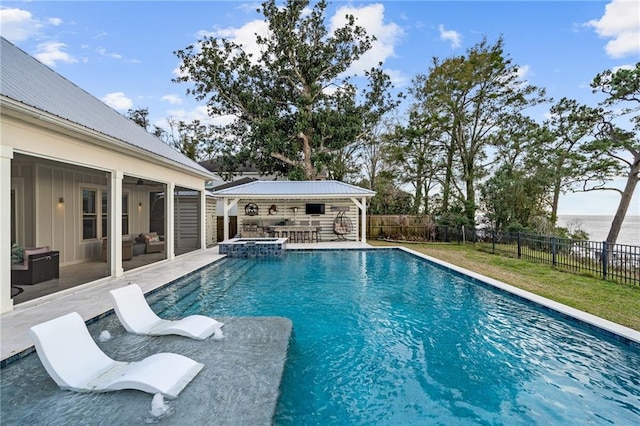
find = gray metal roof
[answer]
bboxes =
[212,180,376,198]
[0,37,211,177]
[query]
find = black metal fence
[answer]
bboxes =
[473,230,639,286]
[376,226,640,286]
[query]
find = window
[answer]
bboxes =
[101,191,108,238]
[82,189,97,240]
[101,191,129,237]
[122,194,129,235]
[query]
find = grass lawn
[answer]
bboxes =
[368,240,640,332]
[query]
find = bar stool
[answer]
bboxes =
[298,221,310,243]
[311,221,321,242]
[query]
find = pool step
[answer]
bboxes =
[151,258,256,317]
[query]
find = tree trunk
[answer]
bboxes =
[606,154,640,245]
[550,176,562,225]
[442,144,454,212]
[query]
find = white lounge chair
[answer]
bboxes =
[109,284,223,340]
[28,312,203,398]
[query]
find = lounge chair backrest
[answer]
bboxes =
[109,284,162,333]
[29,312,114,389]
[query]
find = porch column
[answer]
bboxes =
[350,197,369,244]
[200,190,206,250]
[361,196,367,244]
[166,182,175,260]
[109,171,124,277]
[1,146,14,313]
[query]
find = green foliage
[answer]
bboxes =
[125,107,164,137]
[365,174,414,214]
[479,163,547,232]
[588,63,640,244]
[537,98,600,223]
[174,0,397,180]
[407,37,548,225]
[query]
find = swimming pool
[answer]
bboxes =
[145,248,640,425]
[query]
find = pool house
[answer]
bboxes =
[212,180,376,243]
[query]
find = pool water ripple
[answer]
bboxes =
[146,250,640,425]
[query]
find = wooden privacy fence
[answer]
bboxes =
[368,215,436,240]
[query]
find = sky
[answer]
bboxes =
[1,0,639,217]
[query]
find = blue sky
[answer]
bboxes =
[1,0,639,216]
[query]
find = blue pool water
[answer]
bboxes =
[145,249,640,425]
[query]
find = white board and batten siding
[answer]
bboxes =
[205,197,217,247]
[238,199,359,241]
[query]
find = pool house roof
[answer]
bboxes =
[211,180,376,199]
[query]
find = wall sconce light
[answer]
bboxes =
[58,197,64,204]
[138,202,142,208]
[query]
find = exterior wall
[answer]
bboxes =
[35,160,108,264]
[206,197,217,247]
[237,199,359,241]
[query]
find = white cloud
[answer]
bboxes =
[438,24,461,49]
[612,64,634,72]
[34,41,77,67]
[385,68,409,87]
[48,17,62,26]
[0,7,42,42]
[199,19,270,63]
[161,94,183,105]
[96,47,123,60]
[101,92,133,111]
[235,2,262,14]
[586,0,640,58]
[164,105,235,127]
[330,3,404,75]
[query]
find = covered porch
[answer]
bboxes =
[1,38,214,313]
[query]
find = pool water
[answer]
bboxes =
[146,249,640,425]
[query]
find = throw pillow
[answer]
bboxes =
[11,243,24,264]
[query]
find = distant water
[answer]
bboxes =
[557,215,640,246]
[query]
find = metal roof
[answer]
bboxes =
[212,180,376,198]
[0,37,211,177]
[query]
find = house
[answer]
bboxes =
[0,37,214,313]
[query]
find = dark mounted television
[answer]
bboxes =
[305,203,325,215]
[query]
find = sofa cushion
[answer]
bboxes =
[24,246,51,258]
[143,232,160,242]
